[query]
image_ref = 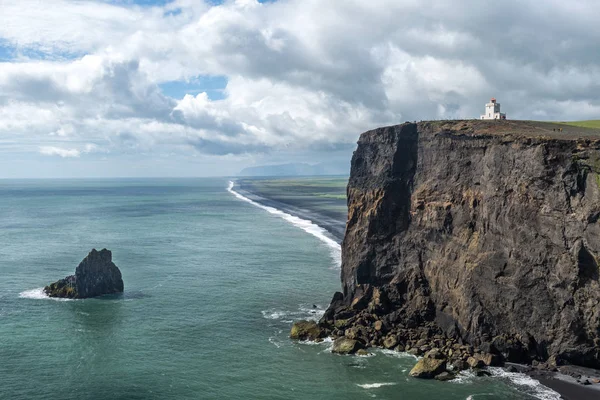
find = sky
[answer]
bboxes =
[1,0,599,178]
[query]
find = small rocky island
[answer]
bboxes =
[44,248,124,299]
[291,120,600,383]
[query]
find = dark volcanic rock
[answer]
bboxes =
[320,120,600,369]
[44,249,124,299]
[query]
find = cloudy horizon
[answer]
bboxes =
[1,0,599,178]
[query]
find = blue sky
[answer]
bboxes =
[1,0,599,178]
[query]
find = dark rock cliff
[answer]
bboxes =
[45,249,124,299]
[321,120,600,369]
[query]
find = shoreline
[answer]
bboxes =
[527,366,600,400]
[227,181,341,268]
[232,180,345,243]
[229,179,600,400]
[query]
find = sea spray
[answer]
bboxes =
[19,288,73,301]
[227,181,341,268]
[488,368,561,400]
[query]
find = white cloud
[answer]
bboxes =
[1,0,600,177]
[39,146,80,158]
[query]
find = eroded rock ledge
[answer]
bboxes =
[292,120,600,378]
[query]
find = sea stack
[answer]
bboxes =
[307,120,600,372]
[44,249,124,299]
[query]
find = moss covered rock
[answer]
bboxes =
[331,337,364,355]
[44,275,78,299]
[409,358,447,379]
[290,320,321,341]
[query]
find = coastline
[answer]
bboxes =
[232,179,346,243]
[527,367,600,400]
[227,180,342,268]
[229,178,600,400]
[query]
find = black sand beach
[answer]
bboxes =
[236,177,347,242]
[528,366,600,400]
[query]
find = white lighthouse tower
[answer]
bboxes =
[480,98,506,120]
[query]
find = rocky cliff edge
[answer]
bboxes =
[316,120,600,370]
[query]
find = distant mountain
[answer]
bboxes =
[238,162,348,177]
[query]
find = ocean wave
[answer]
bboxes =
[301,337,333,347]
[19,288,73,301]
[451,369,477,385]
[261,304,325,322]
[379,349,419,360]
[227,181,341,268]
[488,368,561,400]
[356,382,397,389]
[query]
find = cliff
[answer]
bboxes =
[45,249,124,299]
[320,120,600,369]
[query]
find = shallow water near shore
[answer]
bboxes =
[0,178,559,399]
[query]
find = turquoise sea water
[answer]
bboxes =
[0,178,560,400]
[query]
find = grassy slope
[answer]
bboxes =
[557,120,600,129]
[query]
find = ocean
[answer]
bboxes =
[0,178,560,399]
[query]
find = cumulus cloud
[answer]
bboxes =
[39,146,81,158]
[38,143,101,158]
[1,0,600,175]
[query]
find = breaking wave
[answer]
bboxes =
[261,304,325,323]
[356,382,397,389]
[19,288,73,301]
[488,368,561,400]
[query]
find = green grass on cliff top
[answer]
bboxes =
[557,120,600,129]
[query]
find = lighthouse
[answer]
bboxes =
[480,98,506,120]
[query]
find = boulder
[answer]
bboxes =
[452,359,469,371]
[383,335,398,349]
[367,287,390,314]
[425,348,445,359]
[478,352,502,367]
[435,372,456,381]
[407,347,422,356]
[334,319,349,329]
[345,326,368,342]
[44,249,123,299]
[467,357,485,369]
[290,320,321,341]
[409,358,447,379]
[374,320,384,331]
[332,338,364,355]
[474,369,492,377]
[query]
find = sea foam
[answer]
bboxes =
[356,383,397,389]
[488,368,561,400]
[228,181,341,268]
[19,288,73,301]
[261,304,325,323]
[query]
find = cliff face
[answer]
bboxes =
[326,120,600,368]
